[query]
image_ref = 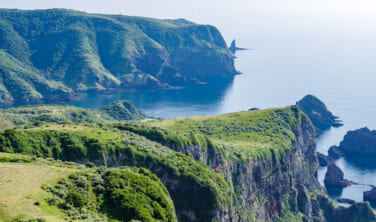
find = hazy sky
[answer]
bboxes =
[2,0,376,45]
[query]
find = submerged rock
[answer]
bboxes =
[297,94,343,136]
[324,163,351,187]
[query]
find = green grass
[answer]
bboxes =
[0,99,146,129]
[149,106,308,161]
[0,123,232,221]
[0,153,78,221]
[0,152,177,222]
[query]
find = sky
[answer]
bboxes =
[2,0,376,44]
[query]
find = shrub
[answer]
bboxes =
[65,191,88,208]
[85,162,96,168]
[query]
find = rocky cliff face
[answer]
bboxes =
[142,107,376,222]
[216,114,321,221]
[144,109,326,221]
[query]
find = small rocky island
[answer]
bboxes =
[229,39,248,54]
[328,127,376,168]
[337,127,376,155]
[297,94,343,136]
[324,163,352,187]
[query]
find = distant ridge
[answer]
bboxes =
[0,9,236,106]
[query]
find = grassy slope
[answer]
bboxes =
[0,153,78,221]
[0,123,231,221]
[0,152,177,222]
[149,106,307,160]
[0,100,146,129]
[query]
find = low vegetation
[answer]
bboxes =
[0,100,145,129]
[149,106,309,161]
[0,152,176,222]
[0,122,232,221]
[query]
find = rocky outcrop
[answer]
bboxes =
[337,198,356,205]
[317,195,376,222]
[329,127,376,168]
[324,163,351,187]
[364,187,376,204]
[337,127,376,155]
[229,39,247,54]
[297,95,343,136]
[328,145,344,159]
[317,152,335,167]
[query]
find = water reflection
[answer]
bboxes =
[66,76,236,118]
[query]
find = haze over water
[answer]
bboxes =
[3,0,376,206]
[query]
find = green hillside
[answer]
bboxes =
[1,105,374,221]
[0,9,236,105]
[0,123,231,221]
[0,152,176,222]
[0,100,146,129]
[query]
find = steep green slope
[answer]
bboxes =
[0,152,176,222]
[0,8,236,105]
[0,123,232,221]
[0,99,145,129]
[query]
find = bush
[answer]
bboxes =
[85,162,96,168]
[65,192,88,208]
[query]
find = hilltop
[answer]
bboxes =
[0,9,236,106]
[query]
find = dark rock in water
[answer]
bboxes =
[364,187,376,204]
[248,107,260,111]
[317,152,335,167]
[333,127,376,169]
[324,163,351,187]
[297,94,343,136]
[328,145,344,159]
[337,198,356,205]
[229,39,248,54]
[338,127,376,155]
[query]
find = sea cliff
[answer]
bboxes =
[0,9,236,105]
